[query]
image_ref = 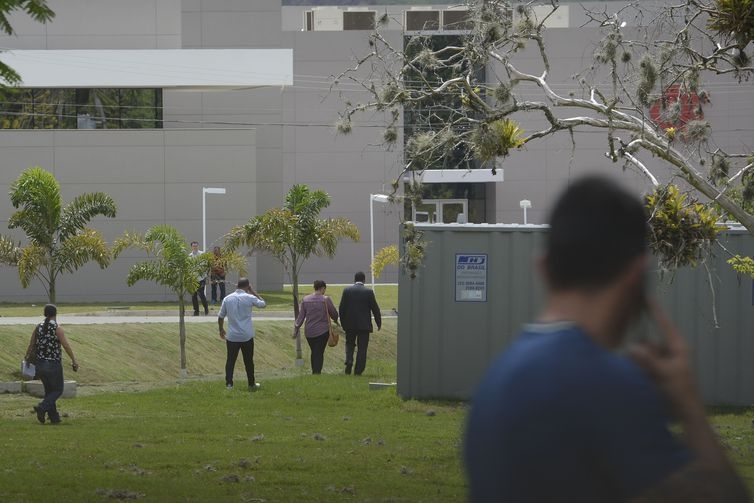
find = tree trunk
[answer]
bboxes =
[179,295,187,373]
[291,269,303,362]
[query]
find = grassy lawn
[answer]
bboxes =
[0,377,466,502]
[1,301,752,500]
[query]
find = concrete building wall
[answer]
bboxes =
[0,0,752,299]
[0,128,258,302]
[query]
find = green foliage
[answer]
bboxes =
[1,166,117,302]
[402,223,427,279]
[0,0,55,84]
[727,254,754,278]
[113,225,216,371]
[225,184,359,360]
[372,244,399,279]
[646,184,722,270]
[707,0,754,49]
[637,54,658,106]
[471,119,525,162]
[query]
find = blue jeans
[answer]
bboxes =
[36,360,63,422]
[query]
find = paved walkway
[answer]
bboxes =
[0,310,293,325]
[0,310,396,325]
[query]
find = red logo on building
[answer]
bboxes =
[649,84,707,140]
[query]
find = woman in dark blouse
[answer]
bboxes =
[25,304,79,424]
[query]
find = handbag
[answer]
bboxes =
[21,360,36,378]
[323,299,341,347]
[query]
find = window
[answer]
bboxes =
[0,88,163,129]
[343,11,375,30]
[442,10,472,31]
[406,10,440,31]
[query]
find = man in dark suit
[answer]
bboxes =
[338,271,381,375]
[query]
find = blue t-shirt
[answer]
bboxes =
[464,323,690,503]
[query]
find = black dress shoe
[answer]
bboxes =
[33,406,45,424]
[345,365,352,375]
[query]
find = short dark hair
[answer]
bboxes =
[313,279,326,290]
[237,277,250,289]
[190,241,199,246]
[545,176,648,291]
[354,271,366,283]
[44,304,57,318]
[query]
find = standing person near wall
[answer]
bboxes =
[338,271,381,376]
[189,240,209,316]
[294,280,339,374]
[464,176,749,502]
[210,246,226,305]
[26,304,79,424]
[217,277,266,391]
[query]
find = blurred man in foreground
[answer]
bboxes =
[464,176,748,502]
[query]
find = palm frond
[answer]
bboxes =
[59,192,117,242]
[0,234,21,265]
[8,167,61,246]
[17,244,47,289]
[56,228,111,273]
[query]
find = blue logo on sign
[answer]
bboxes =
[458,255,486,265]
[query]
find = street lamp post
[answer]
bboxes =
[519,199,532,225]
[370,193,390,290]
[202,187,227,252]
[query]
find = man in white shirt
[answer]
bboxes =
[217,277,266,391]
[189,241,209,316]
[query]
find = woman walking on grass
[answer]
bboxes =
[294,280,339,374]
[25,304,79,424]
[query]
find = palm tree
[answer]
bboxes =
[225,184,360,363]
[0,1,55,85]
[113,225,245,376]
[0,166,117,303]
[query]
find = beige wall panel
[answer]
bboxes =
[53,130,166,147]
[163,91,205,116]
[199,12,262,47]
[0,150,55,180]
[52,146,166,184]
[67,184,167,224]
[181,12,203,47]
[164,128,254,146]
[163,182,255,221]
[199,90,284,116]
[164,146,255,183]
[156,0,182,35]
[0,35,46,49]
[42,35,173,49]
[255,146,283,184]
[46,1,164,36]
[0,131,54,147]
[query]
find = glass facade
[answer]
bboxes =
[0,88,163,129]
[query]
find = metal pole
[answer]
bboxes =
[202,189,207,252]
[370,195,375,290]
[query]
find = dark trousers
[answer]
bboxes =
[225,339,255,387]
[36,360,63,422]
[345,330,370,375]
[192,279,208,315]
[211,275,226,303]
[306,331,330,374]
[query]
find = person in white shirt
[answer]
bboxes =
[217,277,266,391]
